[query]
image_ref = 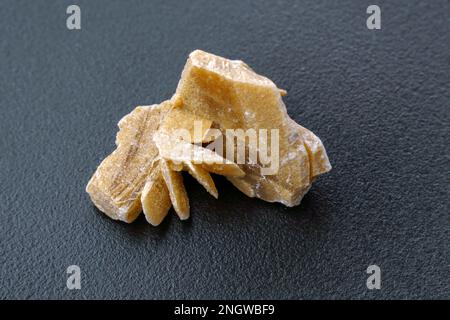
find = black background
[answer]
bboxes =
[1,0,448,299]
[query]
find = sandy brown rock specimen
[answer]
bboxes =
[141,162,172,226]
[86,101,244,225]
[172,50,331,206]
[86,102,171,222]
[86,50,331,225]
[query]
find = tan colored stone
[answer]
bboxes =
[86,50,332,227]
[173,50,331,206]
[85,102,171,222]
[298,125,332,181]
[141,162,172,226]
[160,159,190,220]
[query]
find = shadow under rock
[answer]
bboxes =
[87,173,336,239]
[189,174,336,234]
[91,206,171,241]
[279,181,336,236]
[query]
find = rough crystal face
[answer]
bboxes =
[85,102,171,222]
[141,162,172,226]
[159,105,213,143]
[172,50,331,206]
[86,101,246,224]
[86,50,331,226]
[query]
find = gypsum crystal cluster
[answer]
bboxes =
[86,50,331,226]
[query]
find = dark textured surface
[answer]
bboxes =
[0,0,449,299]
